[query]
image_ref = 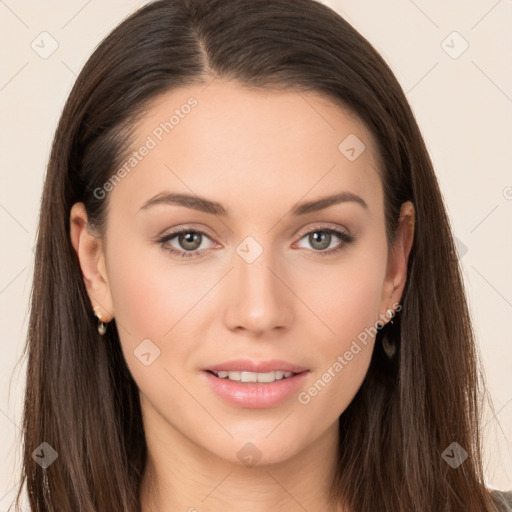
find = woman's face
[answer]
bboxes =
[72,80,413,467]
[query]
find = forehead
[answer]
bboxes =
[108,80,383,218]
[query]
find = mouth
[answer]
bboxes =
[202,360,310,408]
[206,369,303,383]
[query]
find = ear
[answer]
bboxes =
[378,200,415,323]
[69,202,114,322]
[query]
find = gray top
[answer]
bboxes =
[492,490,512,511]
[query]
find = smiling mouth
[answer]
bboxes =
[207,370,303,383]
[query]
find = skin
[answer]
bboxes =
[70,80,415,512]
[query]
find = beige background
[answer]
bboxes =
[1,0,511,508]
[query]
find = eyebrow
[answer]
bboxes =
[138,191,368,216]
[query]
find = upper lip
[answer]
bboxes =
[204,359,308,373]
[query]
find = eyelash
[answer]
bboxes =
[157,225,355,260]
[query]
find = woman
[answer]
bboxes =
[12,0,511,510]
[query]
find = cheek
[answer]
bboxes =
[293,223,388,345]
[107,251,168,337]
[106,238,204,337]
[303,253,386,351]
[293,252,386,417]
[105,240,218,380]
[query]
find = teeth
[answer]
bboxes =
[214,370,295,383]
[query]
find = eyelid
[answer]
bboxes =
[294,222,351,239]
[158,223,218,241]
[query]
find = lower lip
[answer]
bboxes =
[203,370,309,409]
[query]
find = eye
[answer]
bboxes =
[157,228,216,259]
[294,226,355,256]
[157,225,355,260]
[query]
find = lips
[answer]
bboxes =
[203,367,309,408]
[204,358,308,374]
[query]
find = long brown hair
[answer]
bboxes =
[11,0,503,510]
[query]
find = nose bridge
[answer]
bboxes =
[223,236,292,333]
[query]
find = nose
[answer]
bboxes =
[222,244,294,336]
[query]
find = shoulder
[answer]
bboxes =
[490,489,512,511]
